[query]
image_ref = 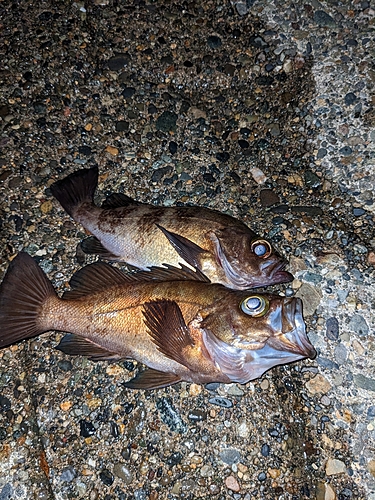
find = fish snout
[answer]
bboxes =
[259,258,294,286]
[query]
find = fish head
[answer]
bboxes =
[199,293,316,384]
[208,228,293,289]
[200,292,316,359]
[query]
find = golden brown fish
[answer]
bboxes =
[0,253,314,389]
[50,167,293,289]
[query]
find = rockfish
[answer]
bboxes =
[50,167,293,290]
[0,253,315,389]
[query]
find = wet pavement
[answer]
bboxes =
[0,0,374,499]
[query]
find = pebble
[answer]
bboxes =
[306,374,332,395]
[325,458,346,476]
[208,397,233,408]
[113,463,133,483]
[105,145,119,156]
[99,469,114,486]
[60,466,76,482]
[334,344,347,365]
[326,317,339,340]
[348,314,369,337]
[354,374,375,392]
[156,398,187,434]
[250,167,267,184]
[156,111,178,133]
[295,283,322,316]
[219,448,241,465]
[225,475,240,492]
[260,189,280,207]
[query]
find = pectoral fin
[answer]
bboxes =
[143,300,195,369]
[156,224,206,269]
[56,334,124,362]
[123,368,181,389]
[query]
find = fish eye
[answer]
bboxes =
[240,295,269,317]
[251,239,272,259]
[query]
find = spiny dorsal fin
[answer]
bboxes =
[63,262,137,299]
[56,334,123,362]
[123,368,181,390]
[101,193,143,209]
[63,261,210,300]
[143,300,194,368]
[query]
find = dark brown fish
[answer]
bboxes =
[0,253,315,390]
[50,167,293,289]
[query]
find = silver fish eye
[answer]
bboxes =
[240,295,269,317]
[251,239,272,259]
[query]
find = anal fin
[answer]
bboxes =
[56,334,123,362]
[80,236,120,260]
[123,368,181,390]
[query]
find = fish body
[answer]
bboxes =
[0,253,315,389]
[50,167,293,289]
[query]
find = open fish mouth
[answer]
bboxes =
[268,298,316,359]
[268,261,294,285]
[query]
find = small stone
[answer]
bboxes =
[219,448,241,465]
[99,469,114,486]
[225,475,240,492]
[60,466,76,482]
[156,111,178,133]
[295,283,322,316]
[326,317,339,340]
[250,167,267,184]
[313,10,336,27]
[208,397,233,408]
[40,201,53,214]
[105,145,119,156]
[108,54,130,71]
[354,374,375,392]
[368,459,375,478]
[207,35,222,49]
[113,463,133,484]
[260,189,280,207]
[60,401,72,412]
[306,374,332,395]
[368,252,375,265]
[348,314,369,337]
[325,458,346,476]
[334,344,347,365]
[116,121,129,132]
[79,419,95,437]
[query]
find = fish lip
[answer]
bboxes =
[267,260,294,285]
[286,298,316,359]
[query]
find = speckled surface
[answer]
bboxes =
[0,1,374,499]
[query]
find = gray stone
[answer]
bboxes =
[334,343,347,365]
[219,447,241,465]
[60,466,76,482]
[113,463,133,484]
[348,314,369,337]
[354,374,375,392]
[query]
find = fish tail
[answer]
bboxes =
[50,166,98,217]
[0,253,57,348]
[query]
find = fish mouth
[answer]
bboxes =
[268,298,316,359]
[263,260,294,286]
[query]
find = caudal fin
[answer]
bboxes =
[0,253,57,348]
[50,166,98,218]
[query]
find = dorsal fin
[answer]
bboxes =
[63,262,210,300]
[101,193,143,209]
